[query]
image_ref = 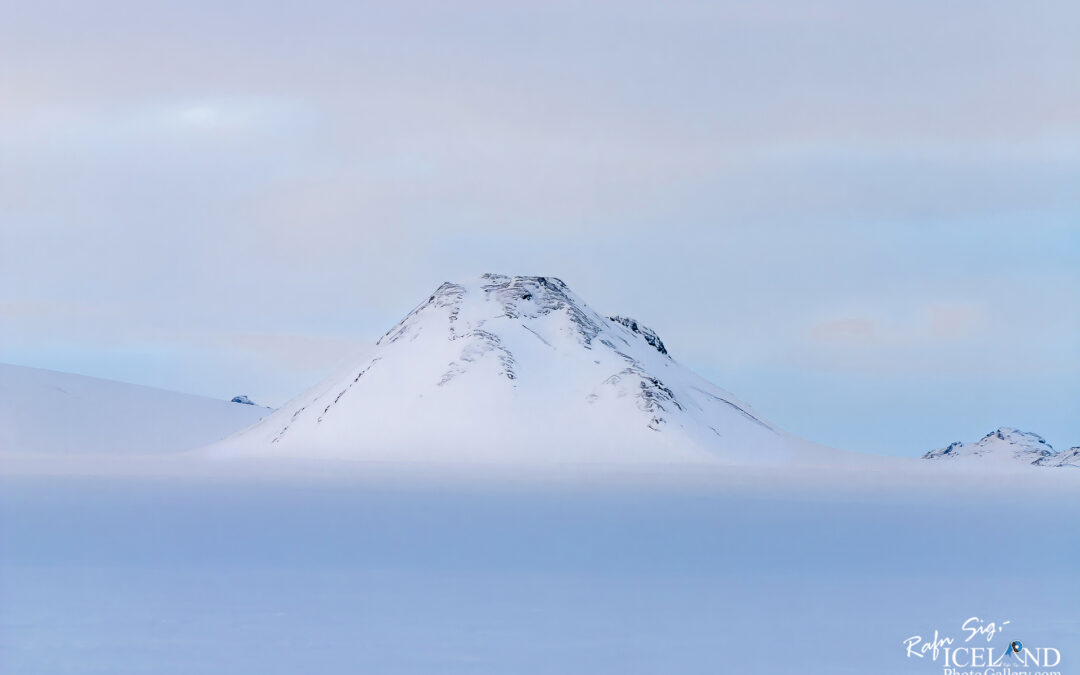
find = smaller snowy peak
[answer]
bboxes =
[923,427,1059,466]
[607,316,668,355]
[231,395,257,405]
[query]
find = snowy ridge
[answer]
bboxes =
[0,363,269,455]
[1036,446,1080,468]
[922,427,1076,468]
[210,274,840,464]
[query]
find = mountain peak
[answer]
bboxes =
[983,427,1049,446]
[377,275,603,351]
[923,427,1063,466]
[210,274,835,464]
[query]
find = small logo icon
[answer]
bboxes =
[1007,640,1023,657]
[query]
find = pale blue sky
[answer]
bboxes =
[1,0,1077,455]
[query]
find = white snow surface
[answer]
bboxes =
[922,427,1069,467]
[210,274,842,464]
[0,362,268,455]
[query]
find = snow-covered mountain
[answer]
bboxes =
[210,274,842,464]
[0,362,269,455]
[922,427,1077,467]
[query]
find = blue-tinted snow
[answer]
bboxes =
[1,468,1077,674]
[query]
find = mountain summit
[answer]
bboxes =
[211,274,837,464]
[922,427,1079,468]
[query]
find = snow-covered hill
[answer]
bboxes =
[922,427,1077,467]
[211,274,843,464]
[0,363,269,455]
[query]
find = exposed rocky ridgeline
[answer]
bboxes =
[607,316,668,355]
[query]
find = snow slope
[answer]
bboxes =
[1036,446,1080,468]
[0,363,269,455]
[211,274,842,464]
[921,427,1074,467]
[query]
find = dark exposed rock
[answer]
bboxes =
[607,316,668,356]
